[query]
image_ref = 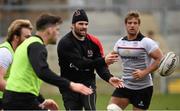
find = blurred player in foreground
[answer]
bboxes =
[3,13,92,110]
[0,19,32,109]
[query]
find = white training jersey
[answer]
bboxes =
[113,33,159,90]
[0,48,13,69]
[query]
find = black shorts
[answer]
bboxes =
[112,86,153,110]
[60,87,96,110]
[2,90,45,110]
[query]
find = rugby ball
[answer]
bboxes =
[158,52,179,76]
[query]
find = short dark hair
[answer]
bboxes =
[7,19,33,42]
[36,13,62,31]
[125,11,141,24]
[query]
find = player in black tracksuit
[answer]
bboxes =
[57,9,124,110]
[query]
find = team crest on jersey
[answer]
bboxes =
[87,50,93,57]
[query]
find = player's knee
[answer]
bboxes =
[107,103,122,111]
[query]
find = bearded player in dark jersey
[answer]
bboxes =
[57,9,124,110]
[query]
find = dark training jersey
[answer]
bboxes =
[57,31,112,89]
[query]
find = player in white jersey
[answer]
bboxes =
[107,11,163,110]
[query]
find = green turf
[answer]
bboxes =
[150,94,180,110]
[44,93,180,110]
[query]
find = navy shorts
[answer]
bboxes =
[112,86,153,110]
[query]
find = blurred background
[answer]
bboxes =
[0,0,180,110]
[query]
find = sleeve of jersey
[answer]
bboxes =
[142,38,159,54]
[0,48,13,69]
[27,42,70,90]
[87,34,113,82]
[87,34,105,57]
[113,39,121,53]
[96,66,113,82]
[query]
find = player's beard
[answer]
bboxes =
[74,29,87,38]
